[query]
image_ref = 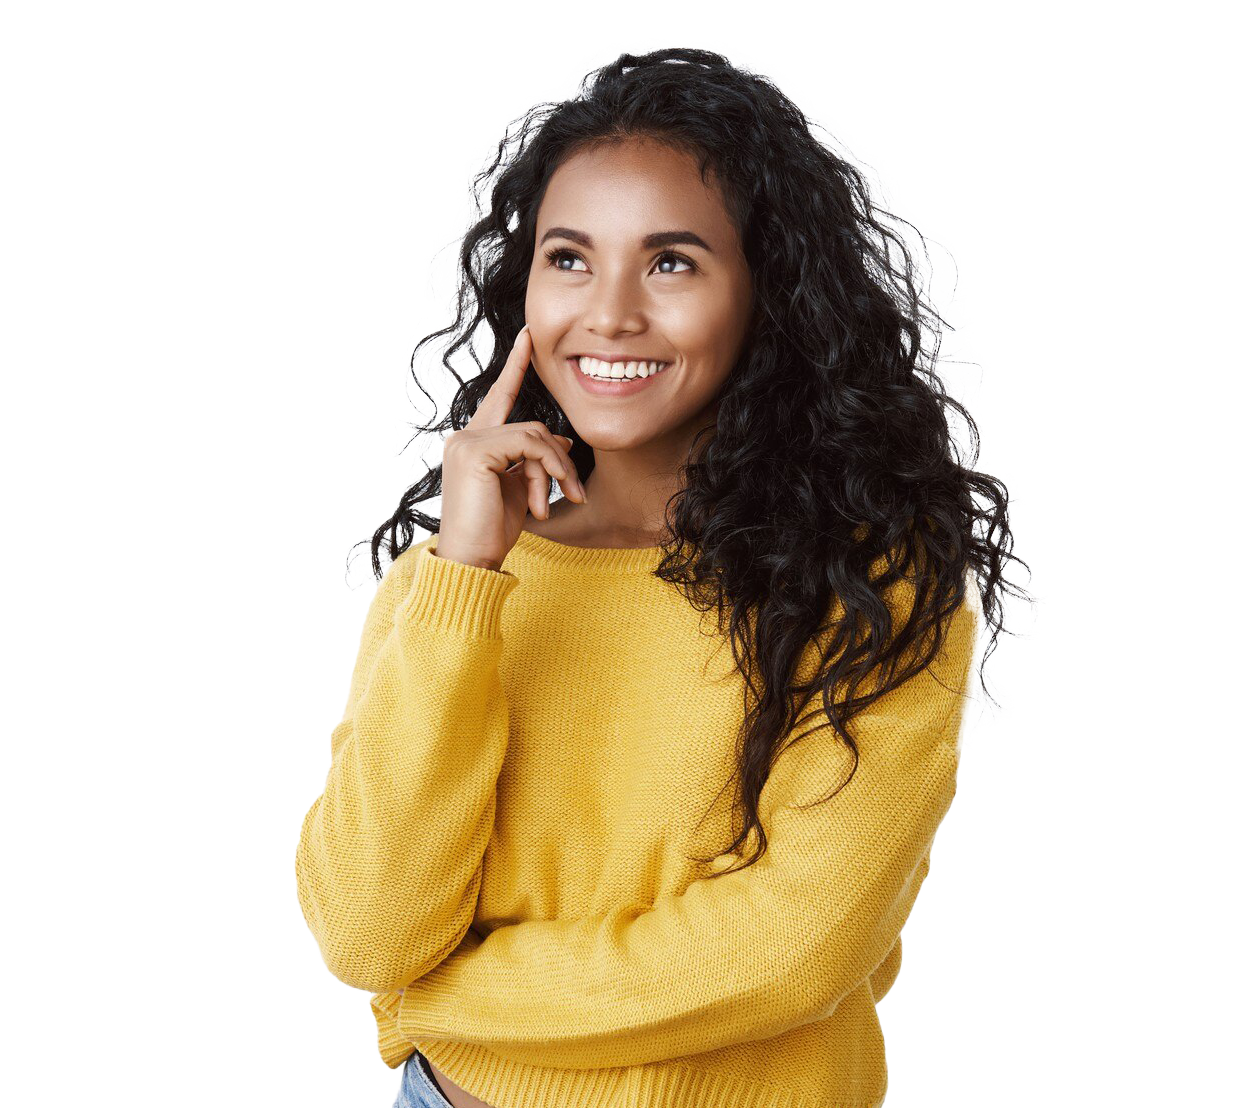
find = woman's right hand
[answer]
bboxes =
[434,325,587,571]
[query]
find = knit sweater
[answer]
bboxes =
[295,528,980,1108]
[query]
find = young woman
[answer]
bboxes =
[295,47,1026,1108]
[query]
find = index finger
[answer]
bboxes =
[469,325,534,430]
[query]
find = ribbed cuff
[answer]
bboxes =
[370,989,410,1068]
[395,959,464,1041]
[397,537,520,639]
[392,924,487,1041]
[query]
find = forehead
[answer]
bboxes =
[536,139,739,250]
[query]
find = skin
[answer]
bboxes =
[424,136,755,1108]
[521,135,756,546]
[422,1052,491,1108]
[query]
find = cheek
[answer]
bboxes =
[665,290,748,368]
[524,276,576,331]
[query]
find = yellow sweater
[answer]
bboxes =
[295,528,980,1108]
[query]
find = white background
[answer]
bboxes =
[9,0,1222,1103]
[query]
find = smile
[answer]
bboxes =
[569,355,673,397]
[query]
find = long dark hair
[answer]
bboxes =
[360,47,1030,876]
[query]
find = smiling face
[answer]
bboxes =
[525,137,755,452]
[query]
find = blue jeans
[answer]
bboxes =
[393,1049,456,1108]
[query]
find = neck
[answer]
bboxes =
[576,407,716,545]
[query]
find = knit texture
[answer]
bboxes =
[295,529,980,1108]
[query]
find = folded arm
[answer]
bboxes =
[395,600,979,1069]
[295,539,520,993]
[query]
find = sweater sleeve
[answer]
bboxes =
[295,537,520,994]
[391,598,979,1069]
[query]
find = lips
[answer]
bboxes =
[572,355,671,381]
[569,355,671,395]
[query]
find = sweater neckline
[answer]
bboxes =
[513,527,666,573]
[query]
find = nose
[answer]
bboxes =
[579,271,647,338]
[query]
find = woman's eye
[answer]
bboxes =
[655,253,694,275]
[543,248,695,275]
[546,249,585,272]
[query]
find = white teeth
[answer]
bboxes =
[577,356,669,380]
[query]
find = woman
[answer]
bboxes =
[295,47,1026,1108]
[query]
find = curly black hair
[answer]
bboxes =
[359,47,1031,877]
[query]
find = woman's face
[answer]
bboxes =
[525,137,754,453]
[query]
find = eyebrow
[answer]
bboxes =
[538,226,714,253]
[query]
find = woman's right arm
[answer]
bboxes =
[294,537,520,994]
[297,323,584,994]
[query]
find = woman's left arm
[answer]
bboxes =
[391,601,980,1070]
